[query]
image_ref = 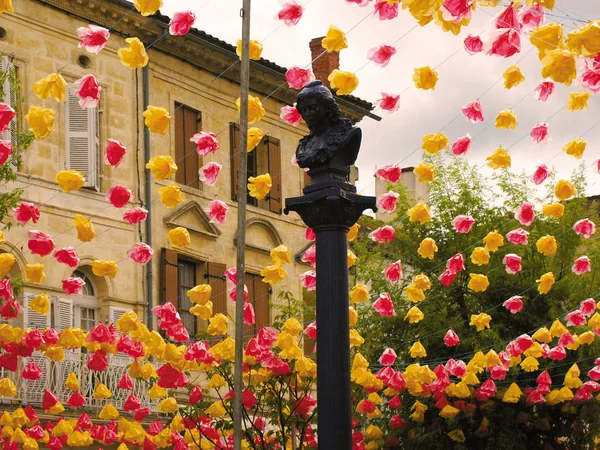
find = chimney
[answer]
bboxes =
[309,37,340,88]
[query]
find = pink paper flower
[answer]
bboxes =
[444,329,460,347]
[74,74,101,109]
[487,28,521,58]
[169,11,195,36]
[244,302,255,326]
[305,228,315,241]
[376,164,401,182]
[304,321,317,339]
[452,215,475,233]
[579,69,600,93]
[530,164,549,185]
[519,3,544,30]
[229,285,248,303]
[123,207,148,225]
[451,134,471,156]
[379,348,397,366]
[0,103,15,134]
[54,247,80,268]
[464,35,483,54]
[461,100,484,123]
[506,228,529,245]
[439,269,457,287]
[442,0,474,21]
[581,298,596,316]
[127,242,154,265]
[198,162,222,186]
[0,279,13,301]
[572,256,591,275]
[573,219,596,238]
[285,66,315,90]
[28,230,55,257]
[106,184,133,208]
[301,244,316,266]
[225,267,237,284]
[597,159,600,174]
[376,93,400,113]
[494,4,520,30]
[280,105,302,126]
[299,270,316,291]
[208,200,228,225]
[345,0,370,5]
[62,277,85,295]
[0,140,12,166]
[105,139,127,167]
[77,24,110,54]
[373,292,396,316]
[190,132,219,156]
[374,0,398,20]
[530,122,550,144]
[503,296,523,314]
[278,1,303,26]
[377,191,399,213]
[446,253,465,273]
[515,202,535,226]
[369,225,396,243]
[383,260,402,282]
[502,254,522,274]
[534,81,555,102]
[12,202,40,225]
[446,358,467,377]
[565,310,587,327]
[367,45,397,67]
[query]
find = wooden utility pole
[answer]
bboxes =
[234,0,251,448]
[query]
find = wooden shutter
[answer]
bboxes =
[0,57,17,146]
[161,248,179,310]
[66,85,99,189]
[230,123,240,201]
[174,106,185,183]
[175,104,201,189]
[254,275,270,329]
[206,262,227,316]
[54,297,73,331]
[267,137,282,213]
[109,306,129,325]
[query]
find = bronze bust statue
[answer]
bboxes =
[295,81,362,185]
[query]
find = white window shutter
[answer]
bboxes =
[22,293,51,329]
[0,56,17,147]
[109,306,129,325]
[66,85,99,189]
[54,297,73,331]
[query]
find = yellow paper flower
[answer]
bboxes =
[495,110,517,129]
[158,183,183,208]
[248,173,272,200]
[206,401,226,418]
[409,341,427,358]
[486,147,511,169]
[24,106,55,139]
[470,312,492,331]
[448,429,466,443]
[0,378,17,397]
[503,65,525,89]
[92,260,119,278]
[542,203,564,218]
[413,162,436,182]
[405,285,425,303]
[532,327,551,343]
[530,23,564,59]
[566,92,590,111]
[236,95,266,125]
[25,264,45,284]
[247,127,264,152]
[413,274,431,291]
[65,372,79,391]
[146,155,177,180]
[421,132,448,154]
[261,264,287,284]
[236,39,263,60]
[270,245,291,265]
[347,249,357,268]
[93,383,112,399]
[520,356,539,372]
[468,274,489,292]
[30,293,50,315]
[418,238,437,259]
[207,373,227,390]
[118,37,149,68]
[537,272,555,294]
[56,170,85,193]
[439,405,460,420]
[536,235,557,256]
[0,0,14,13]
[116,311,139,333]
[405,306,424,324]
[72,214,95,242]
[168,227,190,248]
[99,403,119,420]
[133,0,162,15]
[554,179,576,201]
[349,306,358,327]
[328,70,359,96]
[413,66,438,90]
[0,253,15,278]
[349,329,364,347]
[143,106,170,135]
[541,49,577,85]
[207,313,228,336]
[350,284,369,303]
[190,301,212,320]
[562,138,586,158]
[502,383,522,403]
[321,25,347,52]
[158,397,178,413]
[32,73,67,102]
[0,232,4,246]
[407,203,431,224]
[565,21,600,58]
[187,284,211,305]
[282,318,302,336]
[470,247,490,266]
[348,223,360,242]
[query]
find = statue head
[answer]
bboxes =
[296,81,347,133]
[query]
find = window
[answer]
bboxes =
[65,84,100,190]
[79,307,96,332]
[230,123,282,214]
[174,103,202,189]
[0,56,17,147]
[243,272,270,339]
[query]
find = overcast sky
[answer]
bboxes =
[161,0,600,198]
